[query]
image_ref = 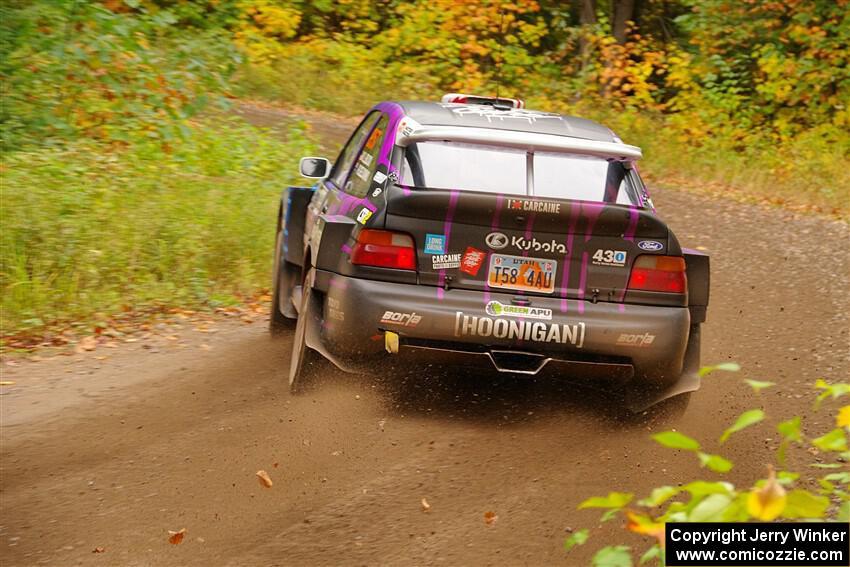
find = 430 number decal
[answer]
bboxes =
[592,249,627,267]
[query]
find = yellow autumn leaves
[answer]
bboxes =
[746,466,786,521]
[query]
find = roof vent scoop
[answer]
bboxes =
[441,93,525,109]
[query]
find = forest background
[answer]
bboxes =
[2,0,848,339]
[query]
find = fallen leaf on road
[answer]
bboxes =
[483,511,498,525]
[256,470,273,488]
[168,528,186,545]
[421,498,431,512]
[273,462,279,469]
[92,547,105,553]
[76,336,97,353]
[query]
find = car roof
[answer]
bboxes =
[395,101,616,143]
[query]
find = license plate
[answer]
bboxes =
[487,254,557,294]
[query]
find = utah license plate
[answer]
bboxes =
[487,254,557,294]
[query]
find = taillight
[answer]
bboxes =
[351,230,416,270]
[627,255,687,293]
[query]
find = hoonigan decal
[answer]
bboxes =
[454,312,586,347]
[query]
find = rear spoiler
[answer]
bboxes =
[396,125,642,162]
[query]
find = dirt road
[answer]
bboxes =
[2,107,848,567]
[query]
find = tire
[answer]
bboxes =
[270,226,297,335]
[288,268,322,393]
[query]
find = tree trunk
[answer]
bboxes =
[612,0,635,43]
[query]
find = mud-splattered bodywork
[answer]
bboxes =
[276,100,710,410]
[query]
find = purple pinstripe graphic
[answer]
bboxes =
[578,251,589,314]
[623,207,638,242]
[340,243,352,255]
[559,201,579,312]
[483,195,504,304]
[616,206,640,303]
[512,213,537,297]
[575,202,605,314]
[374,102,409,195]
[436,190,460,300]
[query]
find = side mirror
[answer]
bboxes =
[299,157,330,179]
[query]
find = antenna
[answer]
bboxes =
[495,7,505,100]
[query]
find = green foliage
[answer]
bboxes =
[1,0,240,150]
[567,373,850,564]
[719,409,765,444]
[652,431,700,451]
[1,118,316,335]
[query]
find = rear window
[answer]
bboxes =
[401,141,640,206]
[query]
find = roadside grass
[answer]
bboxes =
[1,117,316,342]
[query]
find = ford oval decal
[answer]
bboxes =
[638,240,664,251]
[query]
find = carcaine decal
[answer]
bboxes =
[507,198,561,214]
[454,312,585,347]
[424,234,446,255]
[431,253,461,269]
[485,301,552,321]
[373,171,388,184]
[460,247,487,276]
[356,208,373,225]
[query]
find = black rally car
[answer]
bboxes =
[271,94,709,411]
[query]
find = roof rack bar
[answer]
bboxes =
[441,93,525,109]
[397,125,642,161]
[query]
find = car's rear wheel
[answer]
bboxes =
[270,226,298,334]
[288,268,321,393]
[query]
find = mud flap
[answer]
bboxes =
[683,248,710,324]
[282,186,315,266]
[624,324,702,412]
[313,214,357,277]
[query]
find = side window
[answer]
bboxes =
[329,112,381,188]
[346,115,389,198]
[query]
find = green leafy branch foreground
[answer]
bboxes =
[565,366,850,567]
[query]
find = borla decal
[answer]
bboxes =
[485,301,552,321]
[454,312,585,347]
[507,199,561,214]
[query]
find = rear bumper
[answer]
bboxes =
[311,271,694,395]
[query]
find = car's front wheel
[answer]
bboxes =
[288,268,322,393]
